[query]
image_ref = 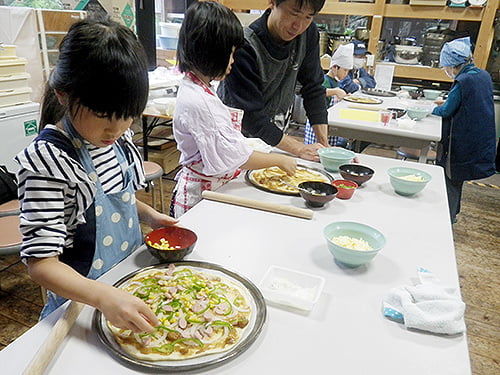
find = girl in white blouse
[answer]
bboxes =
[172,1,297,217]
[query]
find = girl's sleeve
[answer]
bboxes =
[432,83,461,118]
[180,102,253,177]
[16,140,93,260]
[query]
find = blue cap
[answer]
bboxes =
[351,40,367,55]
[440,37,471,67]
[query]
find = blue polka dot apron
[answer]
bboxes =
[40,119,143,318]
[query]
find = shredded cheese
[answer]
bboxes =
[147,238,181,250]
[331,235,373,251]
[399,174,425,182]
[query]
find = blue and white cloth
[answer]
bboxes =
[440,37,471,67]
[383,268,466,335]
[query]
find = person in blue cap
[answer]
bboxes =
[432,36,496,223]
[338,40,376,93]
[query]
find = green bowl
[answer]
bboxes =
[406,106,430,121]
[323,221,385,267]
[423,89,442,100]
[387,167,432,196]
[318,148,355,172]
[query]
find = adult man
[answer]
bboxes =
[217,0,327,161]
[339,40,376,94]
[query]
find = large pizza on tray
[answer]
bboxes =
[107,264,252,361]
[249,166,330,194]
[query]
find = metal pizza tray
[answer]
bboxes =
[245,165,334,196]
[343,96,383,105]
[362,88,396,97]
[93,261,267,373]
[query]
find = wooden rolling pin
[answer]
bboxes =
[23,301,84,375]
[202,190,313,220]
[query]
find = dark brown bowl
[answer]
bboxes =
[298,181,338,208]
[409,91,422,99]
[338,164,375,186]
[145,226,197,262]
[387,108,407,119]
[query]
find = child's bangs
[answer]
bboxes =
[76,64,148,120]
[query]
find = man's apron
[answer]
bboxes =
[41,118,143,318]
[172,72,242,218]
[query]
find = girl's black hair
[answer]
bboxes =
[275,0,326,14]
[177,1,244,78]
[40,17,149,128]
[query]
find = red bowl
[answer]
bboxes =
[145,226,197,262]
[331,179,358,200]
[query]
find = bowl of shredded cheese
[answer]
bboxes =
[323,221,386,267]
[145,226,197,262]
[387,167,432,196]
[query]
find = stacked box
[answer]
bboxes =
[0,46,32,108]
[62,0,135,28]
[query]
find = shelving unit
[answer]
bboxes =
[219,0,499,82]
[36,9,86,80]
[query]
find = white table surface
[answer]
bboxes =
[1,154,471,375]
[328,95,442,162]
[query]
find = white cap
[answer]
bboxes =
[330,43,354,69]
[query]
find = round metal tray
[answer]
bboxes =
[93,261,267,373]
[245,165,333,196]
[362,88,396,97]
[343,96,383,104]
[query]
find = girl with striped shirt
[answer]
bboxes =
[15,17,177,332]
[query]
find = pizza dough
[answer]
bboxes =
[250,166,330,194]
[108,264,252,361]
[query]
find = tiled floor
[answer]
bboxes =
[0,143,498,375]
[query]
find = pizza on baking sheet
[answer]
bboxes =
[107,264,252,361]
[344,96,382,104]
[250,166,330,194]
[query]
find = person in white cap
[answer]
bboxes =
[431,36,496,223]
[304,43,353,146]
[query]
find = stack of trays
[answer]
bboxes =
[0,44,32,108]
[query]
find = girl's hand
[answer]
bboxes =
[433,99,446,106]
[148,211,179,230]
[278,154,298,176]
[136,199,178,229]
[97,284,160,333]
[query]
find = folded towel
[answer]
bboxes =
[383,268,466,335]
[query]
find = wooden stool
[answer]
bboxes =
[396,146,437,163]
[0,215,22,256]
[0,199,20,217]
[143,161,165,213]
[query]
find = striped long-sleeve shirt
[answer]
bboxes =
[15,125,146,259]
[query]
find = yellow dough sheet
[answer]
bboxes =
[339,108,380,122]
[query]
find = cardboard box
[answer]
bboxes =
[147,145,181,175]
[63,0,135,28]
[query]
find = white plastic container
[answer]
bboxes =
[153,97,176,116]
[260,266,325,311]
[159,22,181,37]
[0,44,17,59]
[0,57,27,76]
[0,87,32,108]
[0,72,30,92]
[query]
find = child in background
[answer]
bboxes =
[172,1,297,218]
[15,18,177,331]
[431,37,496,223]
[339,40,376,94]
[304,43,353,147]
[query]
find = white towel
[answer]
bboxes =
[383,268,466,335]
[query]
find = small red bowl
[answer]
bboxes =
[145,226,197,262]
[331,179,358,200]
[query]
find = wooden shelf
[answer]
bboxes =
[219,0,498,82]
[384,4,483,21]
